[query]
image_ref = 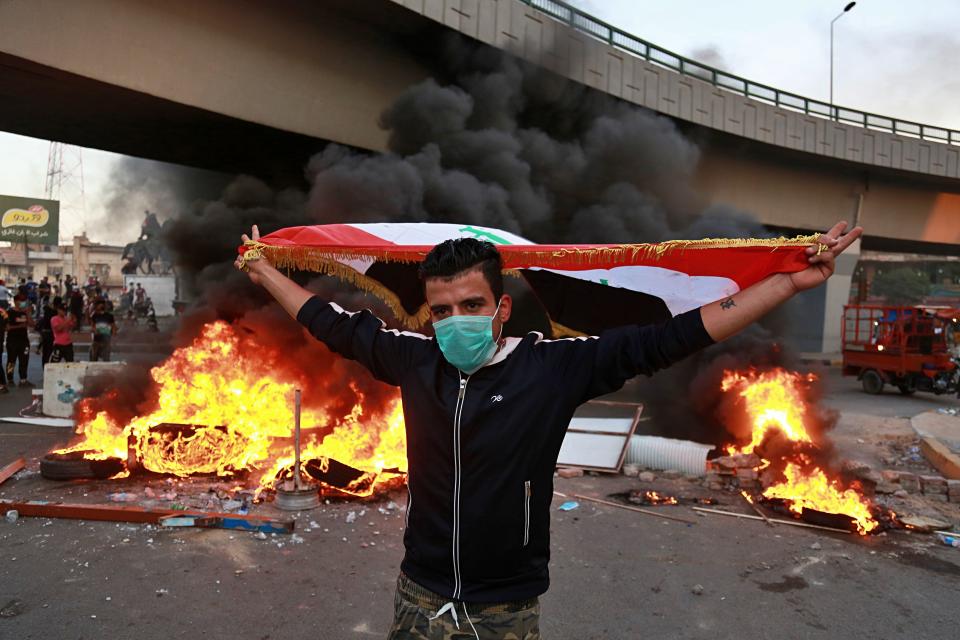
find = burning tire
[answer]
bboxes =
[40,451,126,480]
[861,370,884,395]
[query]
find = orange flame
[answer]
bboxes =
[721,369,816,455]
[644,491,678,505]
[54,321,406,495]
[722,367,879,535]
[763,463,878,534]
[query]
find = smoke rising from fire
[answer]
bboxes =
[153,38,804,446]
[90,156,230,245]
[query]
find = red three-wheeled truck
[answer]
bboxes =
[842,304,960,396]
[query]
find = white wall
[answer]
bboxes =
[124,274,177,316]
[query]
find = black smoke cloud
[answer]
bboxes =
[159,39,798,444]
[92,156,230,245]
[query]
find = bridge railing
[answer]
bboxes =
[523,0,959,146]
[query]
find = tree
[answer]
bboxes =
[871,267,931,305]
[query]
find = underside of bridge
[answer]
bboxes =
[0,52,323,185]
[0,0,444,185]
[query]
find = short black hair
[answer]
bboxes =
[418,238,503,301]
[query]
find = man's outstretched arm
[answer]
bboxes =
[700,220,863,342]
[233,225,433,387]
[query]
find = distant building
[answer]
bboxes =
[0,234,125,294]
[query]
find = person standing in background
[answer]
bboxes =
[0,305,8,394]
[38,296,58,365]
[50,301,75,363]
[6,293,32,387]
[69,288,84,330]
[89,299,116,362]
[0,279,9,310]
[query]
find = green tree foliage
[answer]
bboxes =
[871,267,931,305]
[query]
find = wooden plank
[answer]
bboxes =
[0,458,26,485]
[0,500,295,533]
[557,491,697,525]
[692,507,852,534]
[920,437,960,480]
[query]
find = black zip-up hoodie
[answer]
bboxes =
[297,296,714,603]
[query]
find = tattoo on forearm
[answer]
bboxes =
[720,297,736,310]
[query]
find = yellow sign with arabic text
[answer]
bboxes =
[0,195,59,245]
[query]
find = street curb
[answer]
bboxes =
[920,437,960,480]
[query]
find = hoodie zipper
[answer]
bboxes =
[405,482,412,529]
[452,373,470,599]
[523,480,532,547]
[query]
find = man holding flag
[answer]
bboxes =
[235,221,861,639]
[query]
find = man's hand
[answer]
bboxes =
[788,221,863,293]
[233,224,314,319]
[233,224,273,286]
[701,220,864,342]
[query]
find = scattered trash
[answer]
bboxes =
[900,515,952,533]
[810,542,822,550]
[0,599,24,618]
[345,511,357,524]
[558,501,580,512]
[155,589,168,597]
[935,531,959,548]
[557,491,696,524]
[936,408,959,416]
[691,584,704,596]
[4,510,17,524]
[108,493,138,502]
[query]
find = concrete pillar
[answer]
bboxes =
[820,238,861,353]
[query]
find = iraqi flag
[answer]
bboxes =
[239,223,817,336]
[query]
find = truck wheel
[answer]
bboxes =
[861,370,884,395]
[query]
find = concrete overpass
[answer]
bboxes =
[2,0,959,350]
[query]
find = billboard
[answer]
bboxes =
[0,194,60,245]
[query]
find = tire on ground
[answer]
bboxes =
[40,452,126,480]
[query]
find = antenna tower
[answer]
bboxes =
[44,142,86,243]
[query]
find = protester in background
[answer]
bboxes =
[69,288,85,330]
[50,301,75,363]
[134,283,146,305]
[37,277,51,316]
[25,276,38,307]
[37,296,58,365]
[89,299,116,362]
[0,279,9,310]
[64,274,74,296]
[0,305,8,394]
[6,293,32,386]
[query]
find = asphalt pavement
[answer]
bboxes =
[1,360,959,639]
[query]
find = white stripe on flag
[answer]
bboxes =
[532,266,739,316]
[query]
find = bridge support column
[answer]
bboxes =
[820,239,861,353]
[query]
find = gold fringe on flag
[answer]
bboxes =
[239,233,823,273]
[236,233,825,329]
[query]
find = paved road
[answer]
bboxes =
[1,361,959,639]
[820,367,959,418]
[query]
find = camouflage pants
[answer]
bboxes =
[387,573,541,640]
